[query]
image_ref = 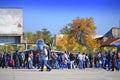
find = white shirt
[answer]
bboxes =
[82,54,86,61]
[42,48,48,60]
[78,54,83,61]
[62,53,68,60]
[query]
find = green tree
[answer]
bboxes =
[23,32,34,43]
[23,28,52,44]
[41,28,52,43]
[34,30,42,43]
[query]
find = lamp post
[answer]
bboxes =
[52,37,54,50]
[25,32,28,50]
[5,45,7,52]
[51,35,55,50]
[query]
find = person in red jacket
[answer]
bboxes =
[10,59,14,68]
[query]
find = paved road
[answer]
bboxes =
[0,68,119,80]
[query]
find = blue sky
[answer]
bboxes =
[0,0,120,35]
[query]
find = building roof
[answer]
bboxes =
[98,27,120,46]
[110,39,120,46]
[104,27,120,38]
[92,35,103,39]
[100,36,119,46]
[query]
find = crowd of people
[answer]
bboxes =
[0,47,120,72]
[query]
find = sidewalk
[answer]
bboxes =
[0,68,119,80]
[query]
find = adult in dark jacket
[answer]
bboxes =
[13,51,19,69]
[69,53,75,69]
[106,51,112,71]
[0,53,2,67]
[111,52,119,71]
[89,54,93,68]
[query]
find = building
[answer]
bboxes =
[0,8,23,44]
[55,34,64,46]
[104,27,120,38]
[92,35,103,39]
[98,27,120,46]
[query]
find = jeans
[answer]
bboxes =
[14,61,19,69]
[41,60,52,71]
[83,61,85,69]
[55,60,60,69]
[28,60,33,69]
[62,62,68,69]
[70,60,75,69]
[79,60,83,69]
[117,61,120,69]
[102,60,106,69]
[96,61,99,68]
[108,61,112,71]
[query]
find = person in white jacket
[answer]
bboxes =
[40,46,52,71]
[77,52,83,69]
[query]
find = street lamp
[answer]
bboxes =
[25,32,28,50]
[51,35,55,50]
[5,44,7,52]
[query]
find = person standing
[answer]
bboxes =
[61,51,68,69]
[82,53,86,69]
[28,51,33,69]
[117,51,120,70]
[106,50,112,71]
[40,46,52,71]
[77,52,83,69]
[0,53,2,68]
[13,51,20,69]
[88,53,93,68]
[69,53,75,69]
[111,52,119,71]
[19,51,25,68]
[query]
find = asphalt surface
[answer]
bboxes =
[0,68,119,80]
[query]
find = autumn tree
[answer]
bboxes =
[60,17,100,52]
[60,34,85,52]
[71,17,96,46]
[60,25,69,34]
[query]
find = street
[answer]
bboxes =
[0,68,119,80]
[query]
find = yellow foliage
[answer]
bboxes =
[88,38,101,48]
[68,17,96,46]
[59,17,100,52]
[60,34,84,52]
